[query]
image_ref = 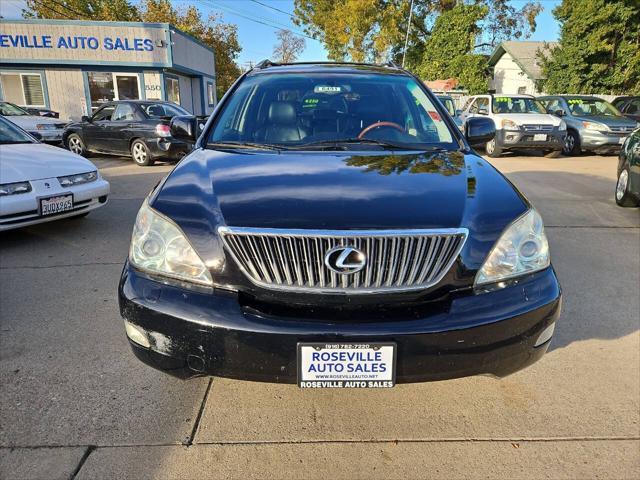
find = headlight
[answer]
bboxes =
[475,209,550,286]
[0,181,32,196]
[582,121,608,132]
[57,171,98,187]
[129,201,213,286]
[500,119,520,130]
[558,121,567,131]
[36,124,56,130]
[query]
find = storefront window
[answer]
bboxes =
[207,82,215,106]
[165,77,180,104]
[0,72,46,108]
[87,72,140,111]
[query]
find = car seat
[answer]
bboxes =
[255,101,308,143]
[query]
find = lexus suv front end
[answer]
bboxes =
[118,62,561,387]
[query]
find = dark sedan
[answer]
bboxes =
[119,62,561,387]
[612,96,640,123]
[63,101,195,166]
[616,128,640,207]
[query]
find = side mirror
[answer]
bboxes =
[465,117,495,146]
[30,131,43,141]
[455,109,462,117]
[170,115,197,141]
[477,108,488,116]
[81,115,91,123]
[554,109,565,117]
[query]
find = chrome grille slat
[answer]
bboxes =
[219,227,468,294]
[522,124,554,132]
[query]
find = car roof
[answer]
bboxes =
[245,61,408,77]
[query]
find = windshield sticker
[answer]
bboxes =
[428,111,442,122]
[567,99,585,104]
[494,97,510,102]
[303,98,319,108]
[314,85,342,94]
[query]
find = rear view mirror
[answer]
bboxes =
[455,109,462,117]
[170,115,198,141]
[465,117,495,146]
[81,115,91,123]
[477,108,488,115]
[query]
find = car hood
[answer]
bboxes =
[569,114,638,127]
[0,142,98,182]
[493,113,562,126]
[5,115,65,129]
[152,148,530,278]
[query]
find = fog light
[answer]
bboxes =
[124,320,150,348]
[535,322,555,347]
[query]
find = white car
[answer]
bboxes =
[0,101,67,143]
[459,94,566,157]
[0,117,109,231]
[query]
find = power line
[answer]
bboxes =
[47,0,87,18]
[30,0,74,19]
[249,0,295,19]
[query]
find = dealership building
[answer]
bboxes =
[0,19,217,121]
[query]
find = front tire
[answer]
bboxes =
[131,139,155,166]
[562,130,581,156]
[485,138,503,158]
[67,134,87,156]
[615,167,638,207]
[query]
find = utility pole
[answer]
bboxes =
[402,0,415,68]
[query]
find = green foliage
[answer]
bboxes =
[23,0,242,99]
[540,0,640,94]
[412,4,489,94]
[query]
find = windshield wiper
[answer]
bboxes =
[298,138,446,151]
[206,141,286,151]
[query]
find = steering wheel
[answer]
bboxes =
[357,121,405,139]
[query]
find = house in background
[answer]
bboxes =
[488,41,557,95]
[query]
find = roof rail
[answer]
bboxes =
[251,60,404,70]
[254,59,279,69]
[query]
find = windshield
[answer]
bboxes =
[492,97,546,114]
[0,102,30,116]
[566,98,621,117]
[0,117,35,144]
[142,102,190,118]
[437,97,456,117]
[208,72,455,150]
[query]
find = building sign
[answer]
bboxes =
[0,21,170,66]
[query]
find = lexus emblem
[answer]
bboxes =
[324,246,366,274]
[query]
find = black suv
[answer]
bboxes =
[118,62,561,388]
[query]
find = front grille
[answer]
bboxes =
[53,123,67,129]
[219,227,468,293]
[609,126,634,134]
[522,124,554,132]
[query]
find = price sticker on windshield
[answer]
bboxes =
[314,85,342,94]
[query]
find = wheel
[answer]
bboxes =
[485,138,503,158]
[67,134,87,156]
[562,130,581,156]
[615,167,638,207]
[131,139,155,166]
[544,150,561,158]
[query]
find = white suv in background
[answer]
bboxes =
[459,94,566,157]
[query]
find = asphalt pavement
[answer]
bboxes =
[0,152,638,479]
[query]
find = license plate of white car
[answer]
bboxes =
[298,343,396,388]
[40,194,73,216]
[533,134,547,141]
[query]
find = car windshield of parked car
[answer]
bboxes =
[208,72,455,150]
[566,98,622,117]
[0,117,35,144]
[492,97,546,114]
[0,102,30,116]
[437,97,456,117]
[142,103,190,118]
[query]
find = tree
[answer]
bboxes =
[293,0,542,63]
[539,0,640,95]
[24,0,140,21]
[273,30,306,63]
[413,4,488,94]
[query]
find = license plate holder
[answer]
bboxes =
[297,342,396,388]
[533,134,547,142]
[39,193,74,216]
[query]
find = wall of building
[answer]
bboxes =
[491,52,539,95]
[176,73,194,113]
[171,30,215,78]
[45,69,85,120]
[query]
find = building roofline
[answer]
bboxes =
[488,41,555,82]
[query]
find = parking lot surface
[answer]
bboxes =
[1,152,638,479]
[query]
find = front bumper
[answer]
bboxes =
[119,264,562,383]
[145,137,193,160]
[579,130,628,153]
[496,129,566,151]
[30,128,64,143]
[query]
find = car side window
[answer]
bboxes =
[545,98,565,114]
[468,98,479,114]
[113,103,135,121]
[476,97,489,113]
[626,99,639,114]
[92,106,115,122]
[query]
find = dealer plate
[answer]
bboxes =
[297,342,396,388]
[533,134,547,141]
[40,194,73,216]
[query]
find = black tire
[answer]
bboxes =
[130,139,155,166]
[67,133,87,156]
[562,130,581,156]
[544,150,562,158]
[615,166,638,207]
[485,138,503,158]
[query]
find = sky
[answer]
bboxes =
[0,0,561,66]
